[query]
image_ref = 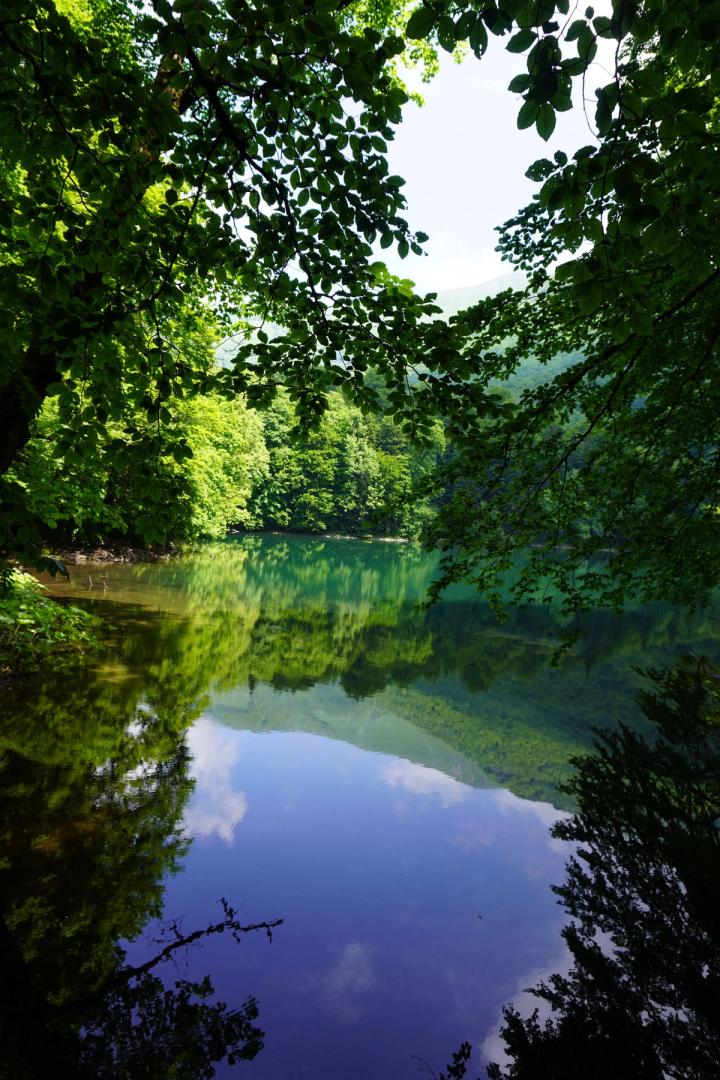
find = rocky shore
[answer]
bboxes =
[49,544,175,566]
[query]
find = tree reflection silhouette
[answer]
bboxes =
[0,667,280,1080]
[484,658,720,1080]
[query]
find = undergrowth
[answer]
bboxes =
[0,569,100,675]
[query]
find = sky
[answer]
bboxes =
[381,36,615,293]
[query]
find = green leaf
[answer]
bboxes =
[437,16,456,51]
[562,56,589,75]
[577,25,597,60]
[469,17,488,56]
[583,217,604,243]
[595,96,613,135]
[405,7,435,40]
[508,73,531,93]
[454,11,476,38]
[536,105,556,141]
[552,92,573,112]
[565,18,587,41]
[517,100,538,130]
[507,28,535,53]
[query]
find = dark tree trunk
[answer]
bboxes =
[0,347,58,476]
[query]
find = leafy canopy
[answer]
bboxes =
[0,0,459,557]
[405,0,720,616]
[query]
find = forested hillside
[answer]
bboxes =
[9,383,445,545]
[8,272,583,550]
[437,276,580,395]
[3,0,719,617]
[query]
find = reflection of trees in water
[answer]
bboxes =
[479,659,720,1080]
[39,541,720,813]
[18,542,720,1073]
[55,538,720,701]
[0,669,279,1079]
[115,595,720,707]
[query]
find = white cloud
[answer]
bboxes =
[380,760,469,807]
[480,945,572,1069]
[184,715,248,844]
[312,943,376,1023]
[491,788,570,853]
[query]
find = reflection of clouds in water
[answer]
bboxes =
[381,760,469,807]
[491,788,570,854]
[480,945,571,1070]
[184,715,247,844]
[451,821,497,853]
[310,943,376,1023]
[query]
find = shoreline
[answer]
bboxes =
[47,543,174,566]
[45,531,413,566]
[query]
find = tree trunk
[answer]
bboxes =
[0,347,58,476]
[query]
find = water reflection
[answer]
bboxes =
[40,535,720,808]
[0,668,277,1079]
[185,717,248,843]
[484,659,720,1080]
[381,759,469,806]
[153,725,569,1079]
[5,538,719,1076]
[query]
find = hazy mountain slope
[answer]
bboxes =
[434,272,526,317]
[435,273,579,395]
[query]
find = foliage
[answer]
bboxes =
[251,389,445,536]
[403,0,720,616]
[4,0,716,617]
[0,0,461,566]
[486,657,720,1079]
[179,393,269,537]
[10,383,443,544]
[77,972,264,1080]
[31,535,720,806]
[0,568,99,674]
[10,390,269,545]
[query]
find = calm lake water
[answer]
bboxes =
[3,535,719,1077]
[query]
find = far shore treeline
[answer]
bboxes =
[9,381,447,546]
[7,278,574,554]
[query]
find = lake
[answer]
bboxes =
[2,535,718,1078]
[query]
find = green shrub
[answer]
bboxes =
[0,570,100,675]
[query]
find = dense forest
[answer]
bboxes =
[6,275,582,550]
[9,382,446,545]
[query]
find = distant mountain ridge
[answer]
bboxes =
[434,271,527,317]
[434,271,580,395]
